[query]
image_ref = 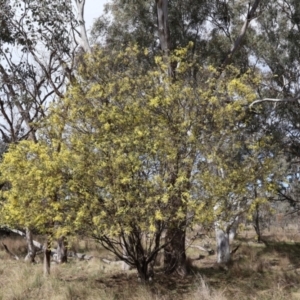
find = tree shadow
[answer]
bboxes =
[259,240,300,267]
[63,240,300,299]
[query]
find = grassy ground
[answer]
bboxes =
[0,227,300,300]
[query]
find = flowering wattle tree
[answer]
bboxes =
[0,45,280,279]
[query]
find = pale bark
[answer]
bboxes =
[74,0,91,53]
[6,227,40,262]
[215,229,231,264]
[4,227,93,261]
[249,96,300,108]
[5,228,43,250]
[215,214,241,264]
[24,228,37,263]
[56,236,68,264]
[222,0,262,68]
[68,252,93,260]
[156,0,171,54]
[156,0,174,76]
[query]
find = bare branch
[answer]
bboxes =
[249,96,300,108]
[4,228,44,250]
[222,0,262,68]
[0,65,37,142]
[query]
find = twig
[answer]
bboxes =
[230,244,240,255]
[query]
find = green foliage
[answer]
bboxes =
[0,45,280,240]
[0,140,74,235]
[93,0,258,70]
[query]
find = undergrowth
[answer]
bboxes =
[0,227,300,300]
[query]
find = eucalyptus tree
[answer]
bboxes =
[0,0,91,142]
[248,0,300,216]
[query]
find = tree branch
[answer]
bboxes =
[221,0,262,69]
[249,96,300,108]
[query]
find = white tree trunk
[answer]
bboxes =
[74,0,91,53]
[56,236,68,263]
[24,228,36,263]
[215,229,231,264]
[229,215,240,242]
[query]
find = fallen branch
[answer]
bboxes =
[3,227,93,262]
[189,244,215,255]
[101,258,124,266]
[5,228,43,250]
[66,251,93,261]
[1,242,19,260]
[186,237,214,255]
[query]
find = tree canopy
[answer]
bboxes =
[0,43,282,278]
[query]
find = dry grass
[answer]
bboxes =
[0,225,300,299]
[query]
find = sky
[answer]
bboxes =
[84,0,107,31]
